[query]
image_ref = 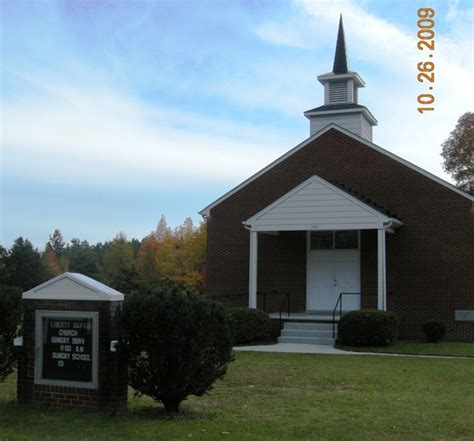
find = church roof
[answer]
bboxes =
[304,103,366,113]
[199,124,474,217]
[304,103,378,126]
[331,181,398,219]
[333,15,349,74]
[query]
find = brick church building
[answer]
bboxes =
[200,17,474,342]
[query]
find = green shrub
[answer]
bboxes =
[338,309,398,346]
[227,308,272,344]
[0,285,22,382]
[422,320,447,343]
[118,287,234,413]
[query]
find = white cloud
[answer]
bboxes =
[2,73,297,191]
[446,0,461,22]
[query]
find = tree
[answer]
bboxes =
[174,217,195,239]
[0,246,8,285]
[46,229,66,256]
[136,217,207,293]
[64,239,100,278]
[154,232,180,284]
[136,236,161,287]
[172,220,207,293]
[43,248,69,277]
[43,229,69,277]
[153,215,172,241]
[441,112,474,194]
[0,285,22,382]
[118,287,233,413]
[3,237,46,290]
[99,234,139,293]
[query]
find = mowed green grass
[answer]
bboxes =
[337,341,474,358]
[1,352,473,441]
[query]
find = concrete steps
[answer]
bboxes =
[278,321,336,346]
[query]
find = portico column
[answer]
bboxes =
[377,228,386,311]
[248,230,258,309]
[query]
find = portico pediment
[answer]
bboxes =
[244,175,401,232]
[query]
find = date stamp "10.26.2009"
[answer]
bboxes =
[417,7,436,114]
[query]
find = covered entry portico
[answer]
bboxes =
[244,176,402,314]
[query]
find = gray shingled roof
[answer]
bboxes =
[304,103,367,114]
[330,180,400,220]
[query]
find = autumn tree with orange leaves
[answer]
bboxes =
[137,216,206,293]
[43,229,69,277]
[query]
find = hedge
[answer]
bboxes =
[422,320,447,343]
[227,308,272,344]
[338,309,398,346]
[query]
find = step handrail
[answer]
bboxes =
[279,291,290,331]
[332,292,360,338]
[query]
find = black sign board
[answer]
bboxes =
[42,317,94,383]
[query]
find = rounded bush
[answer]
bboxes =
[0,285,22,382]
[118,287,234,413]
[422,320,446,343]
[338,309,398,346]
[227,308,272,344]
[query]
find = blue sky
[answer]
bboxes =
[1,0,473,248]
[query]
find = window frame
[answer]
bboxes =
[308,230,360,251]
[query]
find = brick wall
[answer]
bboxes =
[206,128,474,341]
[17,300,128,408]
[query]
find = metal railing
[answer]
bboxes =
[332,292,361,338]
[278,291,290,331]
[208,290,286,315]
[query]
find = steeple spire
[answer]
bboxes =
[332,14,349,74]
[304,14,377,141]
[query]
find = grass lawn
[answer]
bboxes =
[337,341,474,358]
[1,352,473,440]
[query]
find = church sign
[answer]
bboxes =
[18,273,127,408]
[35,310,99,389]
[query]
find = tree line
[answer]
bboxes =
[0,215,206,294]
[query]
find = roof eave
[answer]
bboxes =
[317,72,365,88]
[22,272,124,300]
[304,107,378,125]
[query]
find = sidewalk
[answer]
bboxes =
[234,343,471,359]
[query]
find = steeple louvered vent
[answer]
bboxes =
[329,81,348,103]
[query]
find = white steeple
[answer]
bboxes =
[304,15,377,141]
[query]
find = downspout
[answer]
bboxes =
[383,219,394,231]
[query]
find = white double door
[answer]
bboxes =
[306,249,360,312]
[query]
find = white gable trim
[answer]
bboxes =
[199,124,473,217]
[23,272,124,301]
[243,175,402,232]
